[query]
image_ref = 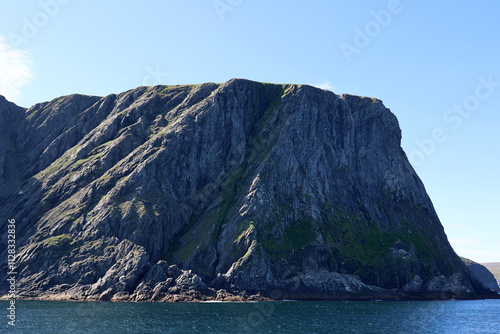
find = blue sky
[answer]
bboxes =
[1,0,499,262]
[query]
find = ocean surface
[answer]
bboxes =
[2,299,499,333]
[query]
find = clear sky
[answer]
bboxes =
[1,0,499,262]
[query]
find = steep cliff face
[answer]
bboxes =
[483,263,500,288]
[0,79,496,301]
[0,96,26,197]
[462,258,500,293]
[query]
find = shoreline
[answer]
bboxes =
[2,292,499,303]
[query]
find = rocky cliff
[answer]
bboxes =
[461,258,500,293]
[0,79,496,301]
[483,262,500,288]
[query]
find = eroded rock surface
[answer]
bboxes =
[0,79,496,301]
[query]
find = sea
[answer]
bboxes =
[1,299,499,333]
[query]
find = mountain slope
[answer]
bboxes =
[0,79,496,301]
[482,262,500,290]
[461,258,500,293]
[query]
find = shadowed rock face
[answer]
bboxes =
[462,257,500,293]
[0,79,496,301]
[483,262,500,288]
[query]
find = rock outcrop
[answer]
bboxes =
[0,79,497,301]
[483,262,500,288]
[462,257,500,293]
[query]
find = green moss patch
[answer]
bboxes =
[39,234,73,248]
[322,205,437,279]
[283,216,316,249]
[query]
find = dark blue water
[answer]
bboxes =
[1,299,499,333]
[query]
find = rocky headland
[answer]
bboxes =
[462,258,500,293]
[0,79,497,302]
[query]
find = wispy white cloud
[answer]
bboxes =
[443,223,467,227]
[0,35,33,103]
[314,81,335,92]
[449,239,490,245]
